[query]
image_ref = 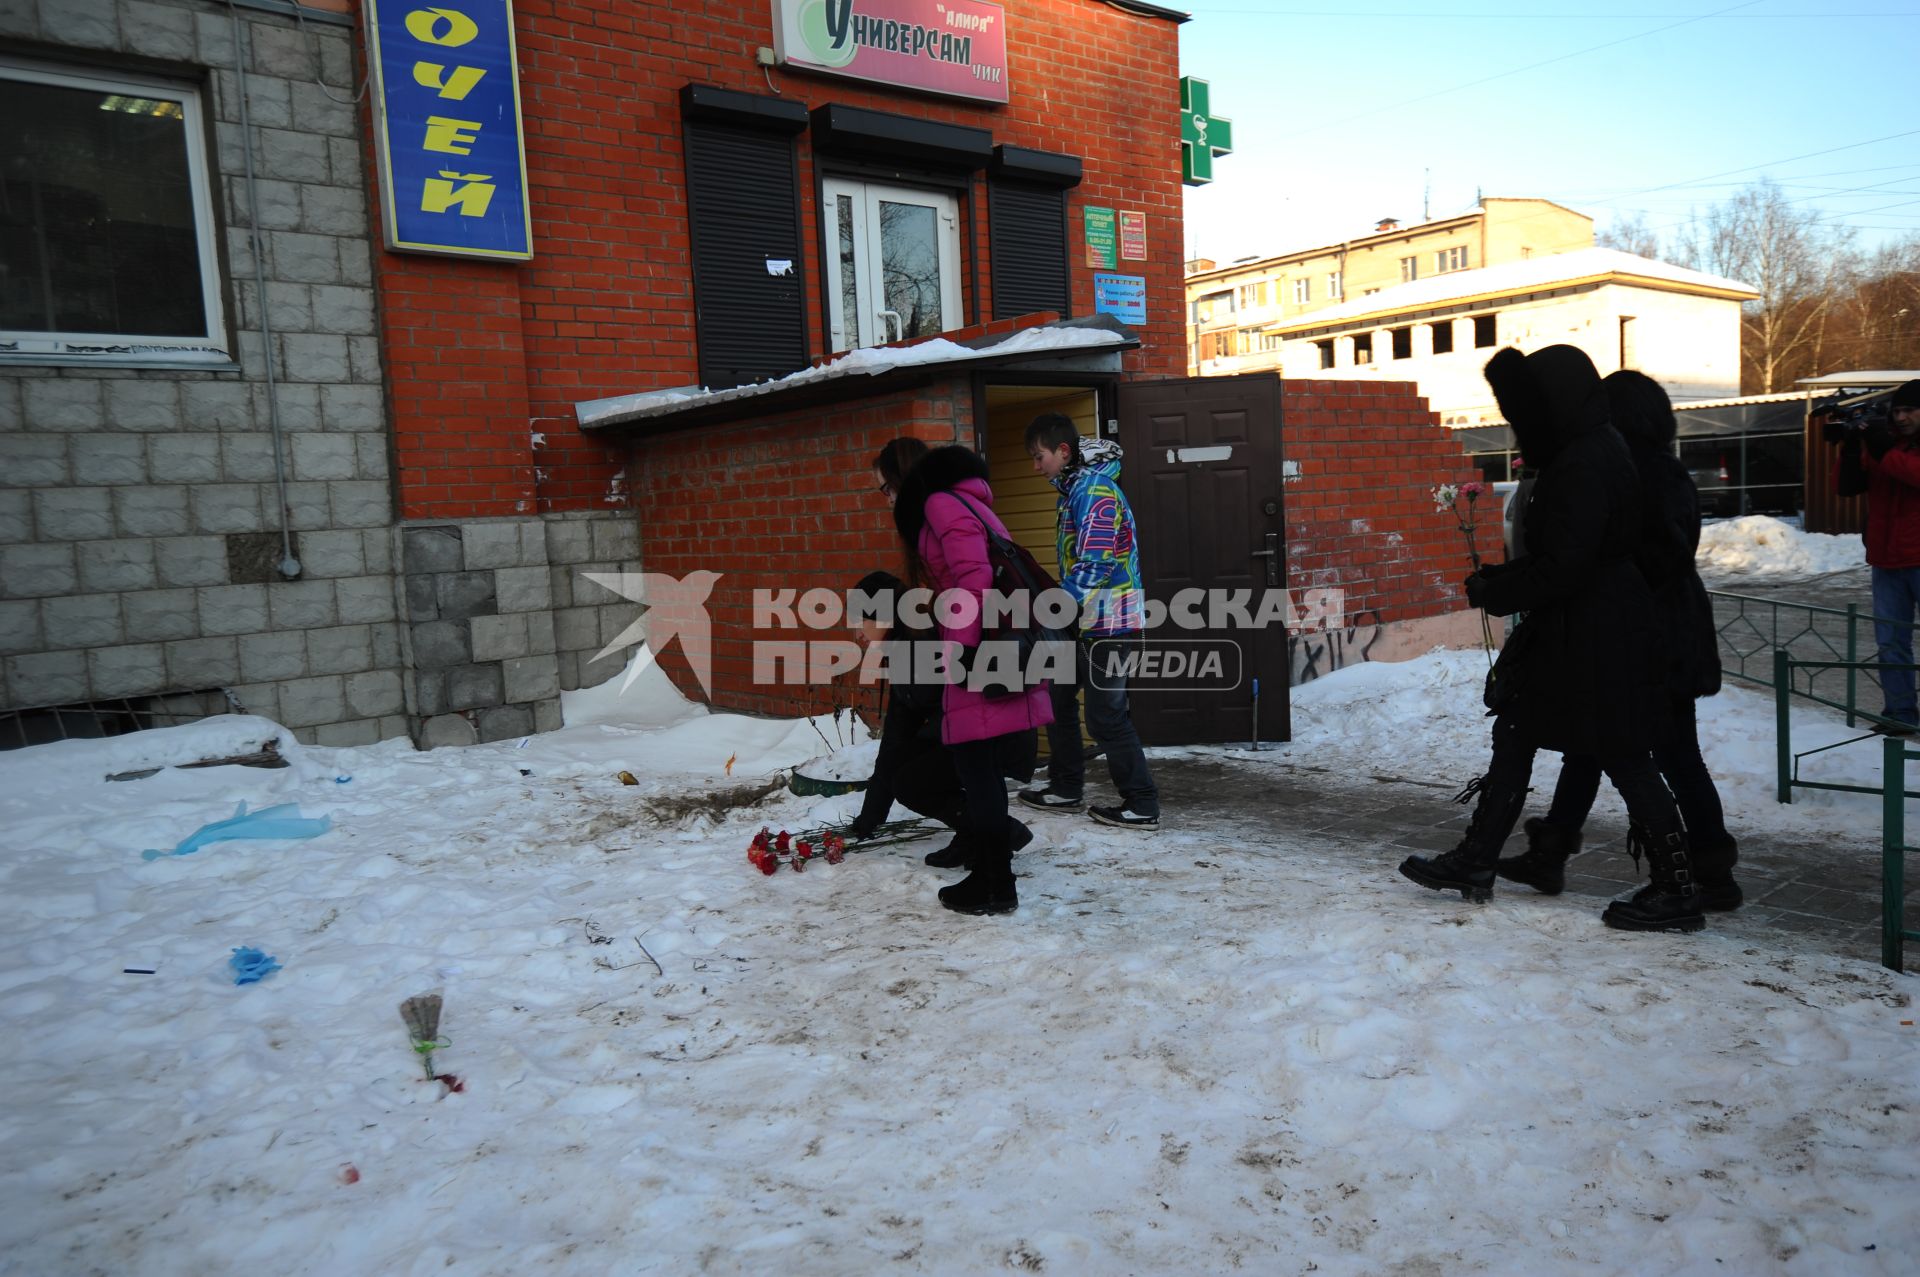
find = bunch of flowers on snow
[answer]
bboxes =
[747,826,847,875]
[744,818,934,875]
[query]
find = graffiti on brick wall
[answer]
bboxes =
[1287,608,1381,684]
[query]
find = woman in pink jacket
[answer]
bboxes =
[890,443,1054,915]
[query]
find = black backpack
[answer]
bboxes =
[949,494,1072,698]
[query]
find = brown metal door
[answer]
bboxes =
[1116,374,1290,746]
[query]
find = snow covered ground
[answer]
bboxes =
[1,649,1914,1275]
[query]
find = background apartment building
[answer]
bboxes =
[1186,199,1760,476]
[1186,197,1595,369]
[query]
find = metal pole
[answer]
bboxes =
[1775,648,1793,804]
[1847,602,1859,728]
[1883,734,1905,974]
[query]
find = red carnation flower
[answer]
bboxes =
[775,830,791,851]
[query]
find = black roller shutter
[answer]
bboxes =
[683,119,807,389]
[989,181,1070,321]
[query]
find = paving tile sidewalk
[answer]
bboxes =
[1145,754,1914,967]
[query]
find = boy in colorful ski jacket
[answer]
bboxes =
[1018,413,1161,829]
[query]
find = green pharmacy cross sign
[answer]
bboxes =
[1180,76,1233,186]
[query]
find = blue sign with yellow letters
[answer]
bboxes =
[365,0,533,260]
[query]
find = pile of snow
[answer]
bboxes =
[0,651,1913,1272]
[1698,514,1864,580]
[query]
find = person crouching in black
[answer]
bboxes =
[1397,345,1705,933]
[845,570,1034,868]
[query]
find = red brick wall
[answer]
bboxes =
[639,377,1489,718]
[1282,380,1496,626]
[634,381,971,716]
[362,0,1187,521]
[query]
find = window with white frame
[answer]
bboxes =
[0,59,229,363]
[823,177,961,351]
[1293,277,1310,305]
[1399,255,1419,283]
[1436,245,1468,273]
[1328,270,1343,300]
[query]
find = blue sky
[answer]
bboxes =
[1176,0,1920,264]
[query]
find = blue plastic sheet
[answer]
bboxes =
[229,947,281,985]
[141,801,331,861]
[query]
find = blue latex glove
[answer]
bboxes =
[230,947,281,985]
[142,801,331,861]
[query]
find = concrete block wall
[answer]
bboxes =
[397,513,644,748]
[0,0,404,747]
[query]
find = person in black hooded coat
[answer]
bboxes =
[1493,370,1741,910]
[1397,345,1705,933]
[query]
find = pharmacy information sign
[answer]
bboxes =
[365,0,534,259]
[773,0,1010,104]
[1093,273,1146,325]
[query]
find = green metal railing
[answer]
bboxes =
[1767,648,1919,972]
[1714,589,1885,725]
[1716,589,1916,970]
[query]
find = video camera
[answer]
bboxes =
[1813,388,1893,444]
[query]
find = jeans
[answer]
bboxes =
[1871,565,1920,725]
[1045,636,1159,816]
[1546,695,1728,846]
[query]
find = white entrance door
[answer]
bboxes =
[822,178,961,352]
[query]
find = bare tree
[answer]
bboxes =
[1672,179,1858,392]
[1832,234,1920,371]
[1596,211,1663,259]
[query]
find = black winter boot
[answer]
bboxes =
[1494,817,1583,895]
[1688,834,1743,912]
[1602,825,1706,933]
[938,850,1018,915]
[1398,776,1528,903]
[925,818,1032,869]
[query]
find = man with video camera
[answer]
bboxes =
[1831,379,1920,734]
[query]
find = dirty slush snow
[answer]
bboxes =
[0,651,1914,1275]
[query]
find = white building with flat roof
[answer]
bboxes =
[1197,247,1759,427]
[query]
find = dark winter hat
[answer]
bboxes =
[1892,379,1920,410]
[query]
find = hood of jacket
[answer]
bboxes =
[1603,368,1677,451]
[892,443,991,546]
[1052,436,1124,496]
[1483,343,1609,469]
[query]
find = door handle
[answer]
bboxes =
[877,309,903,343]
[1249,532,1281,586]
